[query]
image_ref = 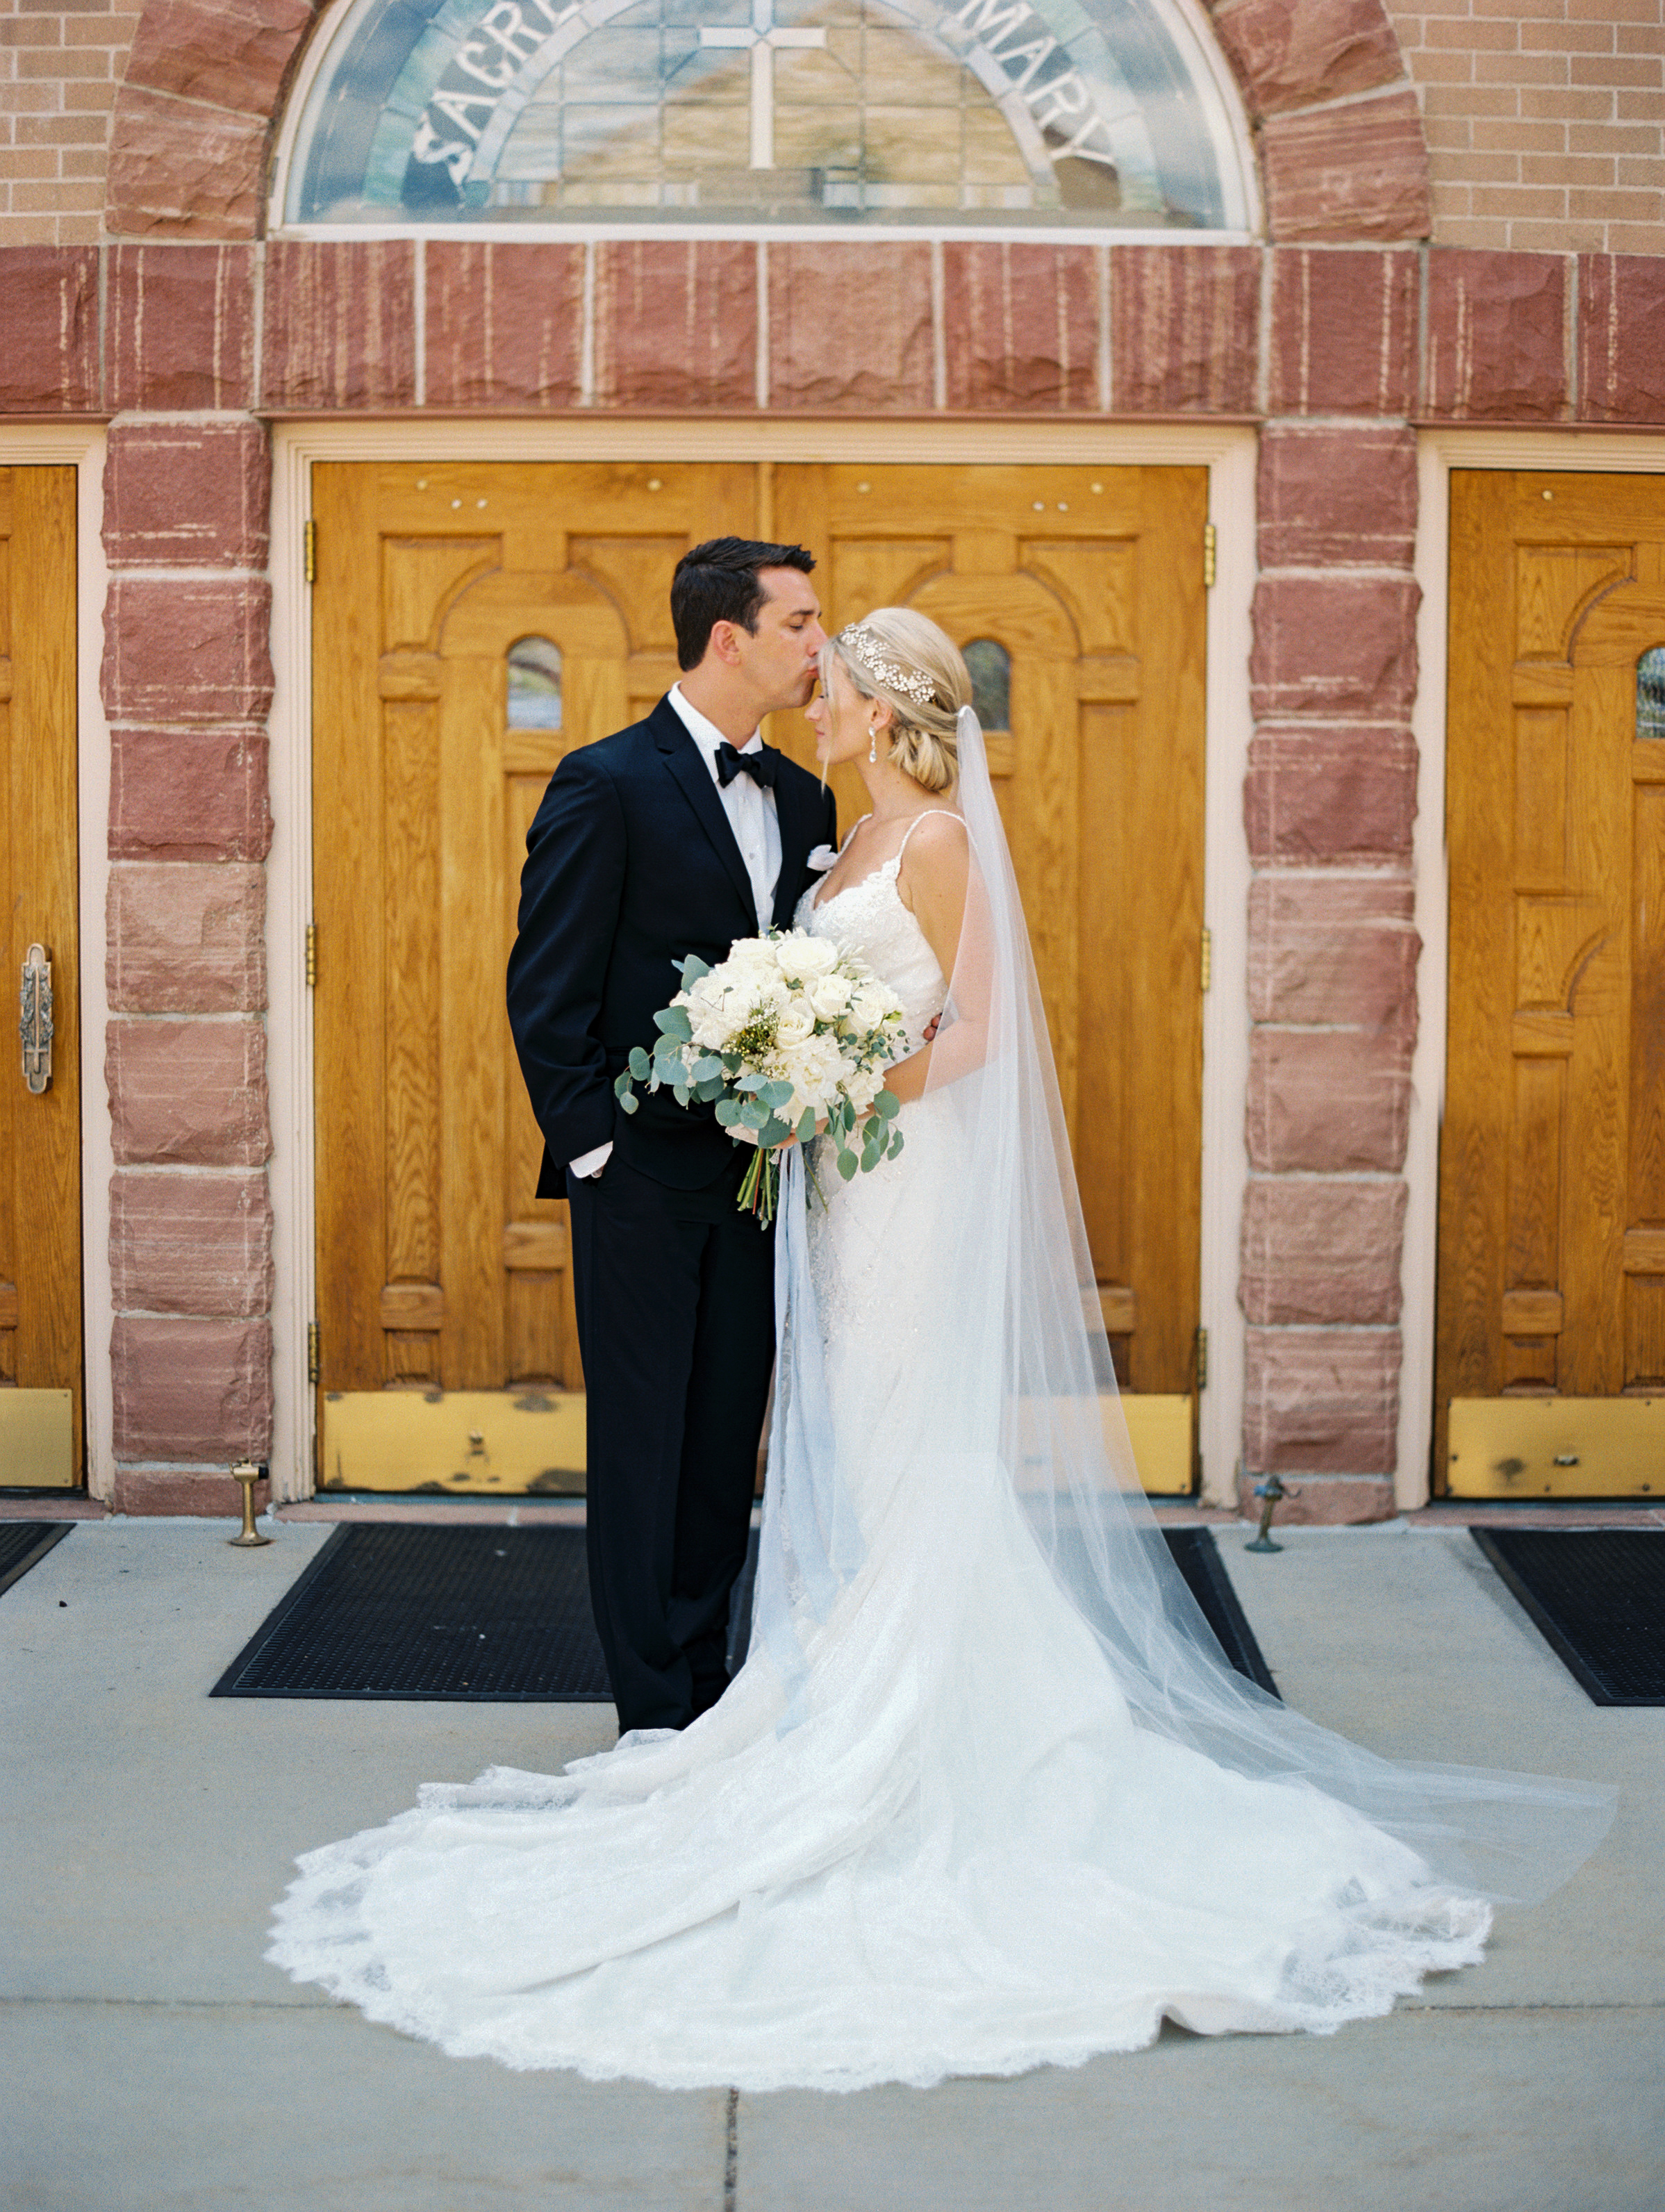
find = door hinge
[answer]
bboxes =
[307,1321,320,1386]
[304,518,316,585]
[1200,925,1212,993]
[305,923,317,989]
[1195,1326,1209,1391]
[1202,522,1216,589]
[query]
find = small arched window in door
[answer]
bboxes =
[963,638,1011,734]
[507,636,563,730]
[1638,646,1665,740]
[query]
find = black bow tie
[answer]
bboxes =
[715,741,778,791]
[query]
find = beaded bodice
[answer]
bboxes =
[795,856,947,1055]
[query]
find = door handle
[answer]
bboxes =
[19,943,52,1093]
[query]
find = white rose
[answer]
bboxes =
[806,973,852,1021]
[775,1003,815,1047]
[779,934,838,979]
[848,987,893,1030]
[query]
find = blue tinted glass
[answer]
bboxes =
[1639,647,1665,741]
[508,637,563,729]
[964,637,1010,730]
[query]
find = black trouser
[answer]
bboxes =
[566,1148,776,1734]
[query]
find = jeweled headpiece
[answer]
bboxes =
[838,623,937,710]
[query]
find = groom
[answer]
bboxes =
[507,539,836,1735]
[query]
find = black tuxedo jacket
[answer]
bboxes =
[507,694,838,1193]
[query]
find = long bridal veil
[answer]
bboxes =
[756,702,1613,1906]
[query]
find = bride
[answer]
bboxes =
[270,609,1612,2093]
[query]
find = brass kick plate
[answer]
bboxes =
[0,1390,75,1487]
[1448,1396,1665,1498]
[320,1390,587,1494]
[1120,1395,1194,1495]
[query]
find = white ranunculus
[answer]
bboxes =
[775,1003,816,1047]
[807,973,852,1021]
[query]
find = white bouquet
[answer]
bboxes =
[615,930,909,1222]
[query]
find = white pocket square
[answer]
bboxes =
[807,844,838,873]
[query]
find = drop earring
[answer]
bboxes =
[868,725,878,764]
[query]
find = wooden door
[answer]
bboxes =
[1440,471,1665,1497]
[311,461,756,1490]
[772,464,1209,1485]
[0,468,81,1486]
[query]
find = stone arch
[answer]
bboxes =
[104,0,1429,242]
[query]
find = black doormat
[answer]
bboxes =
[1163,1528,1279,1698]
[1472,1528,1665,1706]
[212,1524,611,1701]
[213,1520,1277,1705]
[0,1521,72,1596]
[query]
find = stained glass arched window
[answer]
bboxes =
[279,0,1254,231]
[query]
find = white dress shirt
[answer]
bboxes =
[568,684,782,1180]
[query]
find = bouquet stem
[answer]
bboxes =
[737,1146,780,1224]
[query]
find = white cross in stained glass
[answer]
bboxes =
[699,0,827,170]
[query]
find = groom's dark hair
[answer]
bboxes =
[672,538,815,671]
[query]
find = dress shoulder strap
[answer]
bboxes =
[896,808,966,864]
[838,814,870,855]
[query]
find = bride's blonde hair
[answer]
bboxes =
[821,608,971,794]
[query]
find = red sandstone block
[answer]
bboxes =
[941,244,1098,412]
[768,243,932,413]
[593,241,757,411]
[107,244,256,411]
[1257,424,1416,569]
[103,420,270,571]
[105,84,267,239]
[110,1169,273,1317]
[0,244,98,409]
[107,863,265,1013]
[263,241,418,411]
[1211,0,1402,117]
[1248,875,1418,1030]
[1265,249,1420,416]
[1242,1326,1400,1476]
[111,1314,272,1463]
[122,0,313,115]
[424,242,583,410]
[113,1467,271,1515]
[1424,248,1568,420]
[1247,1029,1413,1173]
[1577,253,1665,424]
[1109,246,1259,415]
[1245,726,1418,866]
[1239,1175,1408,1326]
[110,726,272,864]
[101,576,274,725]
[106,1018,270,1166]
[1250,574,1420,720]
[1261,88,1432,244]
[1234,1469,1396,1524]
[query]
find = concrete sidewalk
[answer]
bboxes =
[2,1518,1661,2211]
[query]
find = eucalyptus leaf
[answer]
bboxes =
[714,1098,743,1126]
[681,954,711,983]
[888,1129,904,1159]
[672,1083,690,1108]
[613,1071,632,1100]
[760,1079,795,1112]
[654,1005,693,1041]
[618,1091,638,1116]
[627,1046,651,1081]
[861,1139,882,1173]
[796,1106,818,1144]
[759,1115,791,1146]
[740,1100,769,1129]
[874,1089,900,1119]
[836,1148,859,1182]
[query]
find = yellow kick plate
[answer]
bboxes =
[0,1390,75,1487]
[1118,1395,1194,1495]
[1447,1396,1665,1499]
[320,1390,586,1494]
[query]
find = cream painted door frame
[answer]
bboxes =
[1411,430,1665,1511]
[269,420,1257,1506]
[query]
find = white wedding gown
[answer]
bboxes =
[267,838,1518,2092]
